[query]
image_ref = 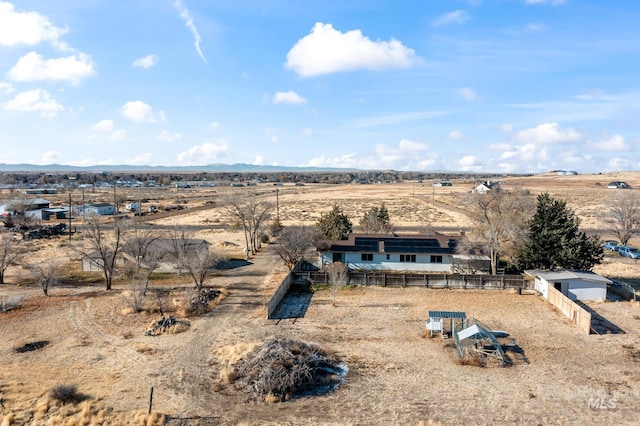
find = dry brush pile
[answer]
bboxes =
[217,337,347,403]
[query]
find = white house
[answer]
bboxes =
[75,203,116,216]
[529,270,609,301]
[471,181,500,194]
[318,231,468,273]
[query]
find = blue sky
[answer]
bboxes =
[0,0,639,173]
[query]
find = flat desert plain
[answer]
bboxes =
[2,172,640,425]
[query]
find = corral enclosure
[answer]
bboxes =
[2,171,640,424]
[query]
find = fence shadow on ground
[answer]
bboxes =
[271,279,314,322]
[576,301,626,335]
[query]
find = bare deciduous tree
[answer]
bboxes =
[603,191,640,246]
[77,214,127,290]
[30,260,60,296]
[326,261,348,307]
[168,227,224,290]
[274,226,317,270]
[224,192,273,256]
[465,189,532,274]
[123,227,159,294]
[0,235,26,284]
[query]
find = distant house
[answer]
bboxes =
[0,198,54,220]
[318,231,477,273]
[527,270,609,301]
[75,203,116,216]
[557,170,578,176]
[432,181,453,187]
[81,250,123,272]
[607,181,631,189]
[122,238,211,273]
[471,181,500,194]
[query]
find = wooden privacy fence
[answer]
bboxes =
[267,261,305,319]
[294,271,526,290]
[547,287,592,334]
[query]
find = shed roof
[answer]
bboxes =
[530,270,611,285]
[428,311,467,319]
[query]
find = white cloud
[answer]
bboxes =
[253,155,264,165]
[7,51,94,84]
[273,91,307,105]
[591,135,629,151]
[398,139,429,152]
[517,122,581,144]
[110,129,126,140]
[0,1,68,49]
[458,155,482,170]
[157,130,183,143]
[456,87,476,100]
[301,128,313,136]
[607,157,628,171]
[177,141,228,165]
[132,54,159,69]
[126,153,153,165]
[4,88,63,117]
[448,130,464,139]
[490,142,513,151]
[173,0,207,63]
[285,22,419,77]
[432,10,471,27]
[501,143,549,162]
[93,119,114,132]
[41,150,60,163]
[303,139,433,170]
[121,100,165,123]
[500,123,514,133]
[208,121,219,131]
[0,81,14,93]
[91,120,125,140]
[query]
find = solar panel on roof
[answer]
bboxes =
[428,311,466,319]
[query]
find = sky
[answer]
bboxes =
[0,0,639,174]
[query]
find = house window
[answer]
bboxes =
[430,255,443,263]
[361,253,373,261]
[400,254,416,262]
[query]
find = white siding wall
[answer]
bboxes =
[320,252,453,272]
[536,277,606,301]
[567,279,606,301]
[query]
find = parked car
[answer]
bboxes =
[618,246,640,259]
[603,240,619,251]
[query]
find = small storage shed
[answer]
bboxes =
[530,270,609,301]
[426,311,466,337]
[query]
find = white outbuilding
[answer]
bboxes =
[529,270,609,301]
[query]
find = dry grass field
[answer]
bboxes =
[2,171,640,424]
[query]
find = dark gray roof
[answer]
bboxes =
[324,233,459,254]
[428,311,467,319]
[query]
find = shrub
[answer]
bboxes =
[50,384,83,404]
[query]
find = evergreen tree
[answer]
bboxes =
[359,203,393,234]
[316,204,353,240]
[518,193,603,270]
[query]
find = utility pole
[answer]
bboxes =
[82,187,85,223]
[276,188,280,223]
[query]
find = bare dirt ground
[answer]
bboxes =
[3,172,640,424]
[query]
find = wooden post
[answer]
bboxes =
[148,386,154,415]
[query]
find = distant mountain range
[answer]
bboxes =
[0,163,357,173]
